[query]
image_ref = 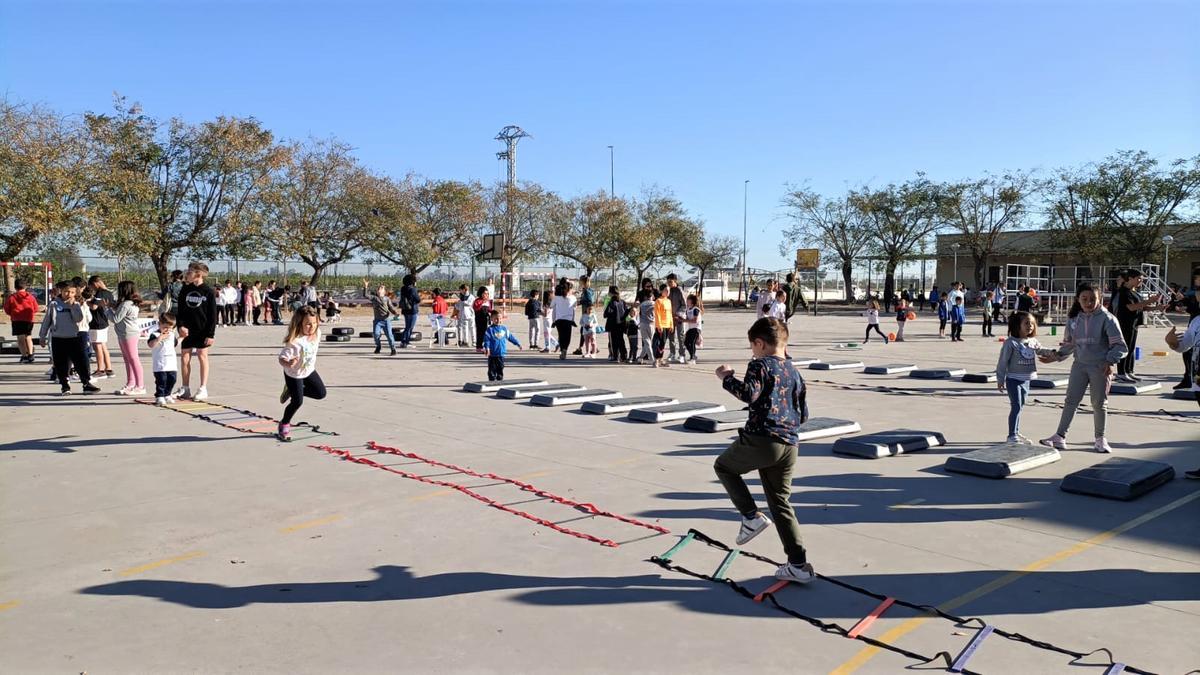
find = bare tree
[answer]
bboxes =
[779,187,871,302]
[473,181,557,277]
[942,172,1034,289]
[683,229,740,292]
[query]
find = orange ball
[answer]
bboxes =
[906,311,917,320]
[888,332,896,341]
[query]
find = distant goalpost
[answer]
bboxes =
[1,261,54,300]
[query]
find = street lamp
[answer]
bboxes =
[607,145,614,195]
[742,180,749,303]
[1162,234,1174,287]
[950,242,961,284]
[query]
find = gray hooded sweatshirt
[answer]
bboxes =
[1052,308,1128,367]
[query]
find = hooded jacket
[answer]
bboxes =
[1053,308,1128,367]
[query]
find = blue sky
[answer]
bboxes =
[2,0,1197,270]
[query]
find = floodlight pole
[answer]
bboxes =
[742,180,749,304]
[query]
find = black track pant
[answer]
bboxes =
[1117,322,1138,375]
[281,371,326,425]
[51,336,90,388]
[609,329,627,362]
[864,324,887,341]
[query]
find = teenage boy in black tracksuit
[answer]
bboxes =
[175,262,219,401]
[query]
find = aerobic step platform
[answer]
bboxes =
[832,430,947,458]
[580,396,678,415]
[324,334,350,342]
[1061,457,1175,501]
[1174,388,1199,400]
[864,363,917,375]
[945,442,1061,478]
[962,372,998,383]
[787,356,821,367]
[796,417,862,441]
[463,378,547,393]
[359,331,374,338]
[628,402,726,423]
[1031,375,1069,389]
[331,326,354,336]
[1110,381,1162,395]
[909,368,966,379]
[530,389,623,407]
[683,410,747,432]
[810,360,865,371]
[497,383,586,399]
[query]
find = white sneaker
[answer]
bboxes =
[1039,434,1067,450]
[164,396,177,404]
[175,387,192,400]
[91,372,108,380]
[775,562,817,584]
[1006,435,1019,443]
[155,396,166,406]
[678,356,687,364]
[128,387,147,396]
[1016,434,1032,444]
[736,513,772,545]
[193,387,209,401]
[1094,437,1113,453]
[114,386,132,396]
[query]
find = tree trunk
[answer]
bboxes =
[637,264,652,287]
[972,253,986,291]
[150,252,171,293]
[884,260,898,305]
[841,260,854,303]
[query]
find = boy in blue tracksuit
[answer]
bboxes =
[483,310,522,381]
[950,297,966,341]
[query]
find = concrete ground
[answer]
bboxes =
[2,307,1198,674]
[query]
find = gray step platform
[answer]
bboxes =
[531,389,623,407]
[962,372,998,383]
[331,326,355,336]
[1031,375,1069,388]
[810,360,865,370]
[580,396,678,415]
[463,378,547,393]
[684,410,748,432]
[628,402,726,423]
[945,442,1061,478]
[909,368,966,379]
[788,356,821,366]
[324,334,350,342]
[1174,388,1199,400]
[496,383,586,399]
[864,364,917,375]
[832,429,947,458]
[1110,381,1162,395]
[796,417,862,441]
[1061,457,1175,501]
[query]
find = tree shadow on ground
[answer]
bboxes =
[0,434,255,453]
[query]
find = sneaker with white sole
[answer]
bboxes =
[1016,434,1032,444]
[127,387,146,396]
[1006,435,1019,443]
[175,387,192,400]
[1094,437,1113,453]
[775,562,817,584]
[114,386,132,396]
[736,513,772,545]
[193,387,209,401]
[155,396,167,406]
[1039,434,1067,450]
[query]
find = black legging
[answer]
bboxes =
[864,324,887,341]
[683,328,700,360]
[51,336,91,388]
[1182,348,1194,387]
[981,312,993,335]
[610,328,627,361]
[474,310,489,349]
[1117,321,1138,375]
[281,371,326,424]
[554,319,574,355]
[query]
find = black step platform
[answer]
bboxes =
[683,410,747,432]
[962,372,998,383]
[628,402,726,423]
[864,364,917,375]
[1174,388,1199,401]
[1061,457,1175,501]
[359,331,374,338]
[580,396,678,415]
[1031,374,1069,388]
[909,368,966,379]
[497,383,585,399]
[324,334,350,342]
[463,378,548,393]
[530,389,623,406]
[945,442,1061,478]
[810,360,865,371]
[331,326,354,336]
[796,417,862,441]
[832,430,947,458]
[1110,381,1162,395]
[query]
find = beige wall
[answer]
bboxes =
[935,252,1200,291]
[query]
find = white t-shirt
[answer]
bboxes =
[947,288,965,306]
[551,294,577,323]
[1173,314,1200,392]
[278,333,320,379]
[150,331,179,373]
[767,300,787,321]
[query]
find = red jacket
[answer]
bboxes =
[432,296,448,315]
[3,289,38,323]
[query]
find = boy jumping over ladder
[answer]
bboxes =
[713,317,815,583]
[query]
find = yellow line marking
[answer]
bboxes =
[0,600,19,611]
[280,514,343,533]
[888,498,926,510]
[118,551,205,577]
[830,490,1200,675]
[407,471,553,502]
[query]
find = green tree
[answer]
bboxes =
[87,101,287,289]
[0,100,100,289]
[474,181,557,277]
[682,229,740,291]
[942,172,1033,289]
[850,176,947,302]
[779,187,871,302]
[618,186,700,283]
[368,177,485,275]
[543,191,631,277]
